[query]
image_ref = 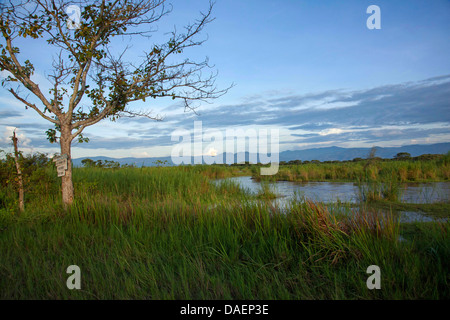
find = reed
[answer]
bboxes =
[256,181,278,200]
[0,165,448,299]
[253,158,449,183]
[356,173,403,203]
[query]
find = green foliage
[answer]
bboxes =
[438,151,450,166]
[0,150,57,210]
[153,159,168,167]
[394,152,411,160]
[81,158,120,169]
[45,128,58,143]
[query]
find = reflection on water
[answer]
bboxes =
[400,182,450,204]
[220,176,449,204]
[214,176,449,222]
[223,177,358,204]
[397,211,438,223]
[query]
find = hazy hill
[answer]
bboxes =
[72,142,450,167]
[279,143,450,162]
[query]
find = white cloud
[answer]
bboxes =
[315,100,360,110]
[131,151,151,158]
[204,147,218,157]
[2,126,32,147]
[319,128,344,136]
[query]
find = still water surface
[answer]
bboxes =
[215,176,450,223]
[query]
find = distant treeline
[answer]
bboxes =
[227,152,446,167]
[281,152,444,165]
[81,158,123,169]
[80,158,171,168]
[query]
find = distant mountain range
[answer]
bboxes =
[71,142,450,167]
[279,142,450,162]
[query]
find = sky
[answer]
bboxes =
[0,0,449,159]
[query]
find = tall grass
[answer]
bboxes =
[253,158,450,183]
[356,169,403,202]
[0,166,448,299]
[256,181,278,200]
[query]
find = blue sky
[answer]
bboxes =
[1,0,449,158]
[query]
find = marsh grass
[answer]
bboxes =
[365,200,450,220]
[0,166,448,299]
[356,173,403,203]
[256,181,278,200]
[253,158,450,183]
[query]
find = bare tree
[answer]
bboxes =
[363,146,378,170]
[0,0,229,206]
[12,129,25,212]
[367,146,378,160]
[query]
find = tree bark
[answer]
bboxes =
[60,125,74,207]
[12,131,25,212]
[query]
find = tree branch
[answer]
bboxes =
[8,88,59,124]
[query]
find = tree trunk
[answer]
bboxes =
[12,131,25,212]
[60,125,74,207]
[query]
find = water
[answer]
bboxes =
[214,176,449,222]
[400,182,450,204]
[219,176,449,204]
